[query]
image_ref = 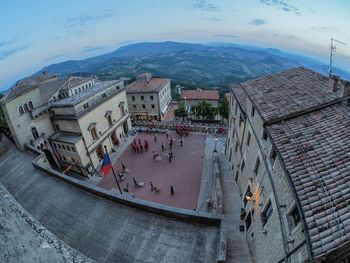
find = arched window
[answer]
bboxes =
[24,103,29,112]
[19,106,24,115]
[31,127,39,139]
[28,101,34,110]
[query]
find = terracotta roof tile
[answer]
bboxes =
[126,78,170,93]
[181,89,219,100]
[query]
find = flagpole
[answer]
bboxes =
[104,145,123,195]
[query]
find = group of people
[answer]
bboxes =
[176,125,190,137]
[131,138,149,153]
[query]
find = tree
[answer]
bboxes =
[174,102,188,118]
[218,96,229,119]
[193,99,214,119]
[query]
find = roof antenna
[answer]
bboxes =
[329,37,347,74]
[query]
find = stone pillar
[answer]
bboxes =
[328,74,340,92]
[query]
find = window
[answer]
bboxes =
[107,115,113,126]
[241,160,245,172]
[55,124,60,131]
[235,141,238,153]
[101,93,107,98]
[85,84,88,89]
[245,212,252,230]
[53,143,57,148]
[83,103,89,109]
[270,148,277,166]
[19,106,24,115]
[141,96,144,100]
[254,157,260,175]
[235,171,239,182]
[28,101,34,110]
[132,96,135,101]
[91,127,97,140]
[57,144,61,149]
[31,127,39,139]
[246,132,251,146]
[72,158,76,163]
[78,87,81,92]
[152,104,155,109]
[66,146,70,151]
[150,95,154,100]
[142,104,145,109]
[262,130,267,141]
[287,206,301,231]
[24,103,29,112]
[116,85,120,90]
[229,149,232,162]
[62,145,66,150]
[262,201,273,227]
[89,83,92,87]
[133,105,136,109]
[72,147,76,152]
[251,106,255,117]
[62,155,66,161]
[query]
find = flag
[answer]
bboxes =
[62,165,72,174]
[100,153,112,177]
[51,143,60,160]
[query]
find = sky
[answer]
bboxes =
[0,0,349,91]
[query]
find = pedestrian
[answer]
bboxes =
[144,139,149,152]
[138,138,142,145]
[168,152,171,162]
[161,143,165,152]
[150,181,154,191]
[133,177,138,185]
[169,140,173,150]
[121,161,127,172]
[180,138,183,147]
[170,185,175,195]
[154,134,157,143]
[166,130,169,138]
[140,145,144,153]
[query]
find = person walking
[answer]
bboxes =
[161,143,165,152]
[150,181,154,191]
[121,161,127,172]
[144,139,149,152]
[179,138,183,147]
[170,185,175,195]
[138,138,142,145]
[140,144,144,153]
[154,134,157,143]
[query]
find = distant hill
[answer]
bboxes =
[39,41,350,89]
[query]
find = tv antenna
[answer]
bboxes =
[329,37,347,74]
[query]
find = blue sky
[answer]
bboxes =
[0,0,349,91]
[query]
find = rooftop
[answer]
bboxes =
[137,72,152,78]
[127,78,169,93]
[229,84,246,111]
[53,80,122,106]
[181,89,219,101]
[240,67,343,124]
[267,104,350,258]
[50,131,82,144]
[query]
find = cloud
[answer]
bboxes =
[81,45,109,53]
[311,26,328,32]
[192,0,220,11]
[215,34,239,39]
[43,52,71,62]
[0,37,18,48]
[250,19,265,25]
[0,44,30,62]
[203,16,224,22]
[260,0,301,15]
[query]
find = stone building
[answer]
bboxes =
[1,72,131,176]
[225,67,350,263]
[180,89,219,110]
[126,73,172,121]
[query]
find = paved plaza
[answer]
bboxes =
[98,132,206,210]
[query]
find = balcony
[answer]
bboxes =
[30,133,46,149]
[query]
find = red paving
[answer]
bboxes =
[98,132,206,210]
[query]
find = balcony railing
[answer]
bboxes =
[30,133,46,149]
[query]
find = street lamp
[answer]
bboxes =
[245,191,253,201]
[214,136,218,153]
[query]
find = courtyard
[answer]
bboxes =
[98,132,206,210]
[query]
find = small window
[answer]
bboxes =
[246,132,251,146]
[245,212,252,230]
[24,103,29,112]
[72,158,76,163]
[53,143,57,148]
[89,83,92,87]
[287,206,301,231]
[83,103,89,109]
[254,157,260,175]
[101,93,106,98]
[262,201,273,227]
[62,155,66,161]
[251,106,255,117]
[152,104,155,109]
[150,95,154,100]
[28,101,34,110]
[51,110,55,115]
[142,104,145,109]
[132,96,135,101]
[107,115,113,126]
[235,171,239,182]
[62,145,66,150]
[91,127,97,140]
[141,96,144,100]
[262,130,267,141]
[116,85,120,90]
[57,144,61,149]
[78,87,81,92]
[19,106,24,115]
[241,160,245,172]
[235,141,238,153]
[66,146,70,151]
[270,148,277,166]
[55,124,60,131]
[229,149,232,162]
[72,147,76,152]
[133,105,136,109]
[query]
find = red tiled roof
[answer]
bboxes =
[181,90,219,100]
[137,72,151,78]
[127,78,170,93]
[240,67,343,124]
[267,104,350,257]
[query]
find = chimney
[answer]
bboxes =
[341,79,350,107]
[43,70,47,76]
[328,74,339,92]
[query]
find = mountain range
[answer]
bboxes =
[23,41,350,92]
